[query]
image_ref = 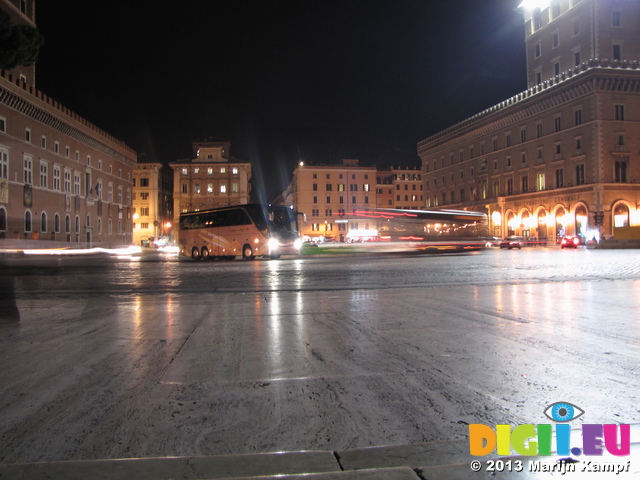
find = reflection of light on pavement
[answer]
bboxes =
[18,246,143,256]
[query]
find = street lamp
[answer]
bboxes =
[518,0,550,10]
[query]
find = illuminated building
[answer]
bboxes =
[282,159,378,241]
[376,167,423,210]
[132,158,173,247]
[169,141,251,242]
[0,0,137,247]
[418,0,640,242]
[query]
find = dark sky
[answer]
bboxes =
[34,0,527,202]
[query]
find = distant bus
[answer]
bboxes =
[179,204,302,260]
[349,207,489,252]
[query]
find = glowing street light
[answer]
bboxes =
[518,0,551,10]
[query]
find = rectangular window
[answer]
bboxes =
[23,155,33,185]
[181,183,188,193]
[615,161,627,182]
[25,128,31,143]
[0,117,5,133]
[0,147,8,179]
[574,51,581,66]
[576,164,585,185]
[556,168,564,188]
[74,172,81,195]
[536,172,545,191]
[207,182,213,193]
[232,182,239,193]
[615,104,625,121]
[574,109,582,125]
[536,123,543,138]
[521,175,528,193]
[220,183,227,193]
[520,128,527,143]
[140,178,149,187]
[612,11,621,27]
[612,44,621,61]
[53,166,61,190]
[554,116,562,132]
[194,183,201,194]
[181,168,188,175]
[507,178,513,195]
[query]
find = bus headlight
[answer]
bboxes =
[294,238,302,250]
[268,238,279,251]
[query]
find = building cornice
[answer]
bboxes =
[0,73,137,166]
[418,61,640,151]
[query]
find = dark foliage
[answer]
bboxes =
[0,9,44,70]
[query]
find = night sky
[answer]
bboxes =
[34,0,527,202]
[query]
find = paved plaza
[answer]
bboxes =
[1,248,639,478]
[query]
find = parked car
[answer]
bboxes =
[499,236,524,249]
[560,235,581,249]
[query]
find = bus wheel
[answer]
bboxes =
[201,247,210,260]
[191,247,201,260]
[270,254,281,260]
[242,244,255,260]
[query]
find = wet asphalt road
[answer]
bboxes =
[0,248,639,464]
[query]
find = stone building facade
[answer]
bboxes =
[418,0,640,242]
[0,0,137,248]
[169,141,251,241]
[282,159,421,241]
[132,159,173,246]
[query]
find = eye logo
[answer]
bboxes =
[544,402,584,422]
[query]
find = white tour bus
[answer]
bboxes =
[179,204,302,260]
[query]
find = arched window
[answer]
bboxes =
[613,204,629,228]
[65,214,71,233]
[0,207,6,231]
[75,215,80,233]
[24,210,32,232]
[54,213,60,233]
[575,205,588,236]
